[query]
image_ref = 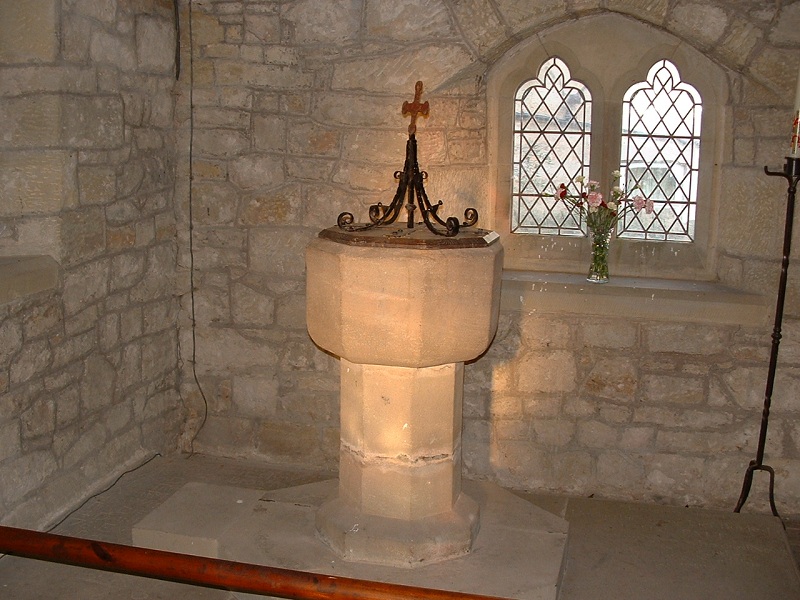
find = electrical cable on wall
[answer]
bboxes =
[173,0,181,80]
[181,0,209,454]
[44,453,163,534]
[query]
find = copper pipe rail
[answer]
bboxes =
[0,525,511,600]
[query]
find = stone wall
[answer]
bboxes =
[464,304,800,510]
[4,0,797,530]
[176,0,499,469]
[0,0,181,528]
[176,0,800,514]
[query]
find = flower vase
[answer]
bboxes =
[587,228,611,283]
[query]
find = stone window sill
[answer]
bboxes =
[0,255,60,305]
[501,271,769,327]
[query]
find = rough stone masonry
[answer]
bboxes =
[1,0,800,532]
[0,0,181,527]
[174,0,800,515]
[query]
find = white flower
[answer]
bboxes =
[612,170,621,178]
[575,175,585,183]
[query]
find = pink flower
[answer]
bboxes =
[645,199,655,214]
[632,195,646,211]
[587,191,603,207]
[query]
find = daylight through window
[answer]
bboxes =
[619,60,702,242]
[511,57,702,242]
[511,57,592,236]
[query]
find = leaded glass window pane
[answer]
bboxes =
[618,59,702,242]
[512,57,592,236]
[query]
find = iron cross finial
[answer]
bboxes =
[402,81,430,136]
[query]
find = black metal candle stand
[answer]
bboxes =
[734,156,800,517]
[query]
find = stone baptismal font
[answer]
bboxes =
[307,81,503,567]
[132,82,568,600]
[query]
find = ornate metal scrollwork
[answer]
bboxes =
[337,81,479,238]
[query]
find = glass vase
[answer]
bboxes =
[587,228,611,283]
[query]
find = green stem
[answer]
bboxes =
[588,228,610,282]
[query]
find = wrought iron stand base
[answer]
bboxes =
[733,156,799,517]
[734,461,779,517]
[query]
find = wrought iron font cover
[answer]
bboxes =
[321,81,498,249]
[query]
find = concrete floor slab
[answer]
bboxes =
[132,479,569,600]
[558,497,800,600]
[0,455,798,600]
[132,483,265,557]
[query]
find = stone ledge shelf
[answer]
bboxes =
[0,255,60,305]
[501,271,769,327]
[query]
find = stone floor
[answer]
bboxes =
[786,518,800,569]
[1,453,799,599]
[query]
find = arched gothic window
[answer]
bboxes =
[488,13,725,279]
[619,60,703,242]
[512,58,592,236]
[511,57,703,242]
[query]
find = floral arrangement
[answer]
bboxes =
[555,171,653,283]
[555,171,654,235]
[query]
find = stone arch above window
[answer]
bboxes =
[487,13,728,281]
